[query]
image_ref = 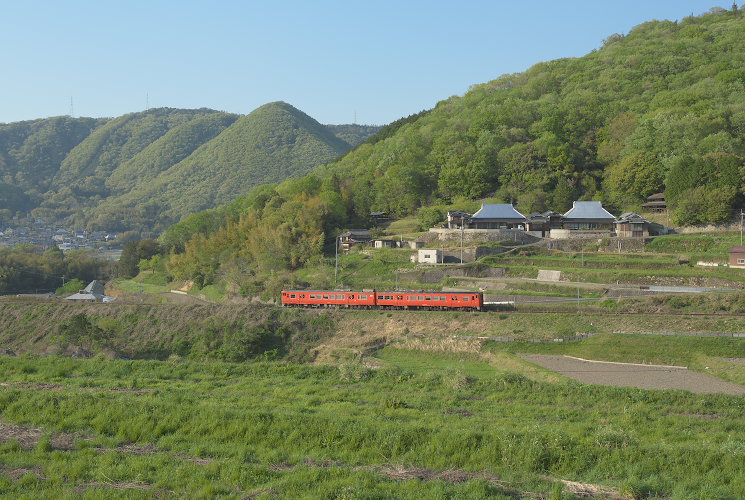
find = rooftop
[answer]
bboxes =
[470,204,526,220]
[563,201,615,221]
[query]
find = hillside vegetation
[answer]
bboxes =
[0,104,379,232]
[159,9,745,296]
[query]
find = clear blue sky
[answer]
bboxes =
[0,0,729,125]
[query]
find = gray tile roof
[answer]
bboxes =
[470,204,526,220]
[563,201,615,221]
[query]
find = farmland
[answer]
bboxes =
[3,233,745,498]
[1,336,745,499]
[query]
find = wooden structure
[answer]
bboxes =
[339,229,372,250]
[615,212,650,238]
[728,246,745,268]
[641,193,667,213]
[526,211,563,236]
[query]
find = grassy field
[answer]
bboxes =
[1,348,745,499]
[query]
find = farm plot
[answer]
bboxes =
[519,354,745,395]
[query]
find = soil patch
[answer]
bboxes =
[0,381,152,394]
[0,466,45,481]
[519,355,745,395]
[722,357,745,366]
[0,420,79,450]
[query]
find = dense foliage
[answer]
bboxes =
[1,105,378,233]
[0,246,112,295]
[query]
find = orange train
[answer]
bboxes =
[281,290,483,311]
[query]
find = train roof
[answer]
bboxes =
[282,290,481,294]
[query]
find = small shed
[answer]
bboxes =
[415,249,443,264]
[729,246,745,268]
[641,193,667,213]
[615,212,650,238]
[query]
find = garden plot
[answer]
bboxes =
[519,354,745,395]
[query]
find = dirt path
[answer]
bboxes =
[519,354,745,395]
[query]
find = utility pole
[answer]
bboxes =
[334,235,339,287]
[460,215,465,264]
[740,209,743,246]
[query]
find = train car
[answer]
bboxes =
[281,289,482,311]
[281,290,376,308]
[396,291,482,311]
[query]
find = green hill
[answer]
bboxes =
[0,116,106,214]
[160,8,745,294]
[0,103,377,231]
[91,102,356,231]
[316,7,745,224]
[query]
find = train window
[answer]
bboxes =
[323,295,329,299]
[425,296,431,300]
[350,295,354,299]
[419,296,424,301]
[440,296,446,300]
[301,294,305,298]
[290,294,296,298]
[359,294,367,300]
[463,296,469,301]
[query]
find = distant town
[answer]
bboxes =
[0,216,119,254]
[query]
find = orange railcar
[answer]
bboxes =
[281,290,482,311]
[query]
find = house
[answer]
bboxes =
[641,193,667,213]
[562,201,616,230]
[64,280,107,302]
[728,246,745,268]
[413,249,443,264]
[373,239,400,249]
[467,204,526,230]
[526,211,563,237]
[615,212,650,238]
[339,229,372,250]
[447,210,472,229]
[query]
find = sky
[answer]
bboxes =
[0,0,731,126]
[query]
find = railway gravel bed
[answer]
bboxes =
[518,354,745,395]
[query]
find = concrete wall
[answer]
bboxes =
[429,228,539,243]
[549,229,613,239]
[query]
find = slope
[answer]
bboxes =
[95,102,353,229]
[0,116,106,214]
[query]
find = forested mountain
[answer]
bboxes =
[314,6,745,224]
[0,104,378,232]
[161,7,745,291]
[0,116,107,217]
[93,102,355,229]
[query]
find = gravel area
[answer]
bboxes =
[519,355,745,395]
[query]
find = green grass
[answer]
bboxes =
[645,232,742,261]
[485,333,745,385]
[112,277,171,294]
[1,354,744,498]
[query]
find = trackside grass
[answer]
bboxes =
[1,355,744,498]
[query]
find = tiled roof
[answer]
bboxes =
[563,201,615,220]
[470,204,526,220]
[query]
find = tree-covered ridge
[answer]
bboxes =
[317,7,745,223]
[325,124,381,147]
[0,116,106,214]
[0,103,372,232]
[93,102,356,231]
